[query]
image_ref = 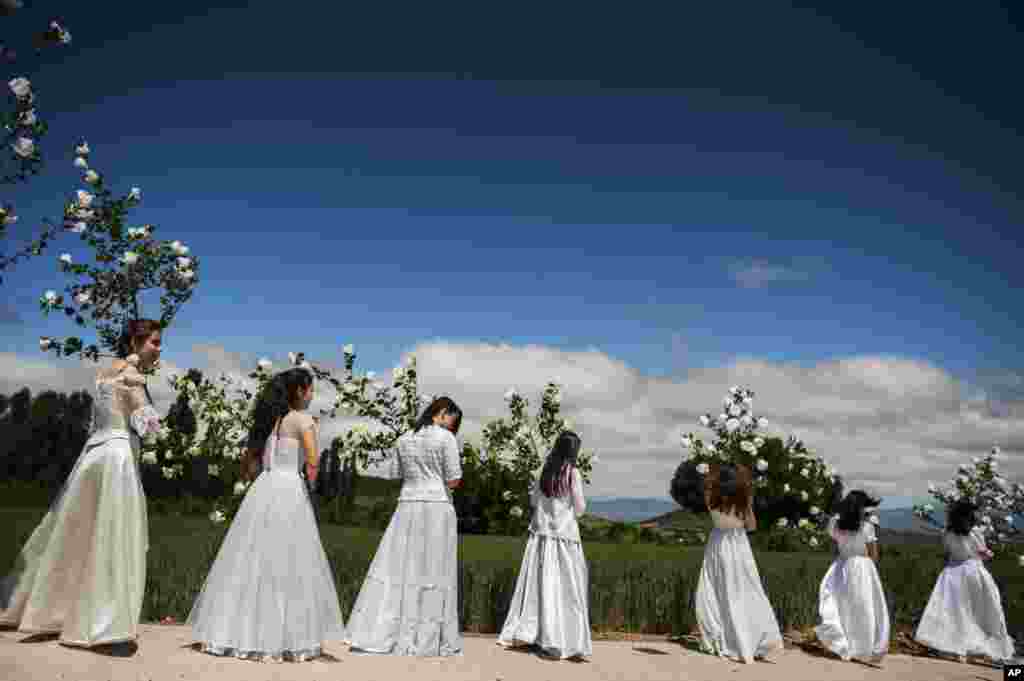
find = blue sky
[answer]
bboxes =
[2,3,1022,506]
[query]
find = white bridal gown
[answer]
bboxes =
[815,516,890,664]
[914,528,1015,661]
[187,411,345,662]
[0,363,159,647]
[695,508,784,663]
[345,424,463,656]
[497,467,592,659]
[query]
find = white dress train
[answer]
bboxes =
[345,424,463,656]
[914,528,1014,661]
[0,364,159,647]
[187,411,345,661]
[695,509,784,663]
[497,468,592,659]
[815,516,889,663]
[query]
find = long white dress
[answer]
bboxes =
[0,364,159,647]
[345,424,463,656]
[815,516,889,663]
[187,411,345,662]
[695,509,784,663]
[497,468,591,659]
[914,528,1015,661]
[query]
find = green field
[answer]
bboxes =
[3,505,1021,638]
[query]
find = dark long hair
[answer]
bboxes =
[705,463,752,517]
[413,396,462,435]
[117,318,162,358]
[946,499,978,536]
[539,430,581,498]
[246,368,313,448]
[835,489,881,532]
[670,461,708,513]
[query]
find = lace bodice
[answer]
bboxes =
[262,411,317,474]
[88,364,161,446]
[388,425,462,503]
[528,468,586,542]
[944,528,989,562]
[828,515,876,559]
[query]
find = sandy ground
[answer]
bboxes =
[0,626,1004,681]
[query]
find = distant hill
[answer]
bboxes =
[586,497,680,523]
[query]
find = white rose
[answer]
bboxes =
[809,536,819,547]
[729,404,741,417]
[176,256,192,269]
[75,290,91,304]
[161,466,176,480]
[58,253,72,265]
[233,481,247,496]
[740,440,755,453]
[725,418,739,432]
[121,251,139,265]
[809,505,820,516]
[729,385,739,395]
[257,358,272,371]
[991,446,1001,457]
[504,387,518,400]
[798,518,810,528]
[757,417,767,428]
[393,367,405,382]
[755,458,768,472]
[208,464,221,477]
[8,77,32,98]
[681,434,693,449]
[287,352,297,365]
[510,505,523,518]
[696,462,709,475]
[68,221,87,234]
[801,467,810,478]
[75,189,94,208]
[502,490,513,501]
[141,451,157,465]
[343,343,354,355]
[18,108,37,126]
[754,436,765,447]
[705,444,717,454]
[740,413,753,427]
[12,136,34,158]
[172,241,189,256]
[84,169,100,185]
[209,510,226,524]
[777,518,788,528]
[129,187,141,201]
[178,269,195,281]
[42,290,58,304]
[742,396,753,406]
[801,490,809,501]
[783,483,791,493]
[1018,555,1024,568]
[699,415,711,427]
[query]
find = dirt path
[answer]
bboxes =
[0,625,1004,681]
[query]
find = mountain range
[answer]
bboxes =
[586,497,946,532]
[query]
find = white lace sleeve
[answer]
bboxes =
[119,367,161,438]
[441,430,462,482]
[571,468,586,516]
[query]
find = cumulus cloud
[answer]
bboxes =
[2,342,1021,503]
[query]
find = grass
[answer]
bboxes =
[3,505,1022,639]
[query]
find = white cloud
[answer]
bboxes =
[2,343,1022,505]
[727,258,818,288]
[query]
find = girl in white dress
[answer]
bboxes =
[0,319,164,656]
[695,464,784,663]
[914,500,1015,664]
[815,490,889,665]
[497,431,591,660]
[346,396,464,656]
[187,367,345,662]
